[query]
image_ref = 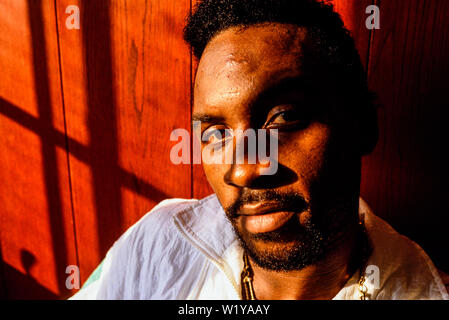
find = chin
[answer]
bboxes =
[235,226,326,272]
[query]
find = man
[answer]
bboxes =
[72,0,449,300]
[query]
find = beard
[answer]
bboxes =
[224,189,358,272]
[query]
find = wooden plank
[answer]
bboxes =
[55,0,192,283]
[0,0,78,298]
[362,0,449,271]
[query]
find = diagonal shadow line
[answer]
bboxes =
[0,97,170,203]
[2,262,58,300]
[26,0,68,295]
[2,0,182,298]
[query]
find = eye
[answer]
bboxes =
[268,111,297,124]
[202,127,230,145]
[264,108,308,130]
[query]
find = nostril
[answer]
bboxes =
[224,163,260,188]
[224,162,298,189]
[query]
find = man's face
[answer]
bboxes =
[193,24,361,271]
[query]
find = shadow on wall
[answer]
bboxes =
[0,0,170,299]
[1,250,58,300]
[26,0,70,297]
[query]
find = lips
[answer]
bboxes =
[239,201,300,234]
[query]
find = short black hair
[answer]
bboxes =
[184,0,378,155]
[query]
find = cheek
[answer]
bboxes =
[279,122,332,186]
[202,162,231,201]
[202,163,218,188]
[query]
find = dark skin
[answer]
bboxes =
[193,23,364,300]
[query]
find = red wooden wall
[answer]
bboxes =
[0,0,448,299]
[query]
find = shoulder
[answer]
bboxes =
[361,202,449,300]
[107,198,199,258]
[72,196,214,299]
[438,269,449,294]
[124,198,199,240]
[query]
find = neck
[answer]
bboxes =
[250,224,363,300]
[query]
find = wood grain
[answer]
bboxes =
[361,0,449,271]
[55,0,192,283]
[0,0,78,298]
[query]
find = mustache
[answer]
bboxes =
[225,190,308,219]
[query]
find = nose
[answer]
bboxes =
[223,132,277,188]
[224,158,298,189]
[224,162,264,188]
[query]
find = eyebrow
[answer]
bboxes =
[191,114,226,123]
[245,75,308,115]
[254,76,308,106]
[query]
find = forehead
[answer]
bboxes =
[194,24,307,115]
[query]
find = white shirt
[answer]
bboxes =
[71,194,449,300]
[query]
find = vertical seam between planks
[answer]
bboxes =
[189,0,194,199]
[365,0,378,80]
[53,0,81,281]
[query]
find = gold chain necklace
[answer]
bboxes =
[240,221,371,300]
[241,250,257,300]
